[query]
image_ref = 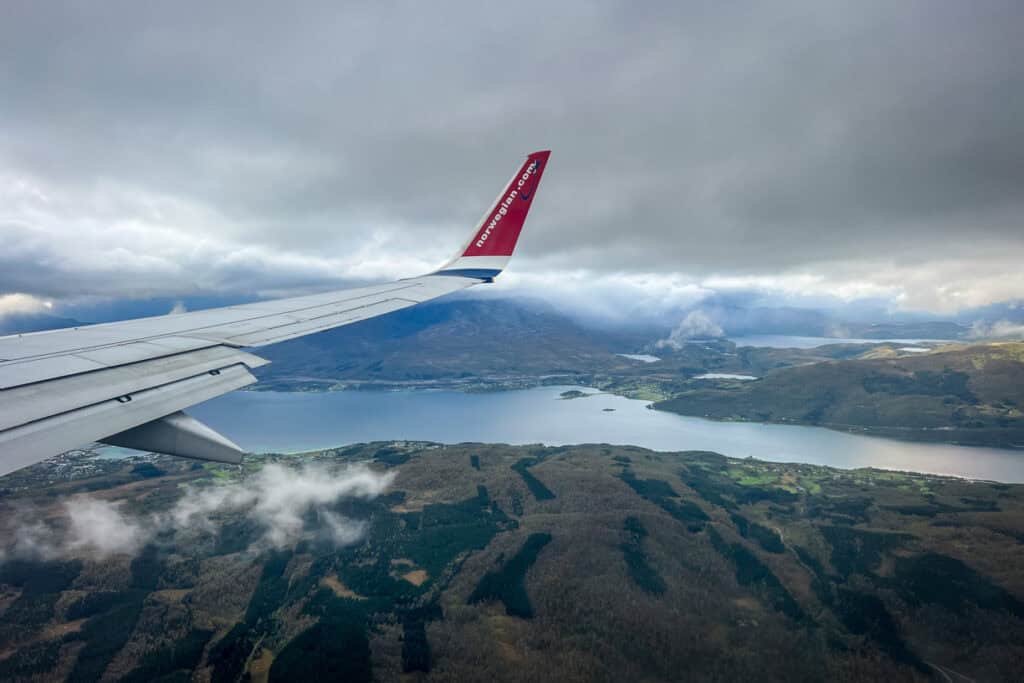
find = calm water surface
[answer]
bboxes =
[188,386,1024,482]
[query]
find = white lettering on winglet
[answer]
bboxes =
[474,160,538,248]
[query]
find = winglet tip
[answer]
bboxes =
[433,151,550,280]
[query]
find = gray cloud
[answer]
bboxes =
[1,1,1023,313]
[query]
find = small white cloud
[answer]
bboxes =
[3,517,62,562]
[1,498,146,561]
[247,464,393,547]
[0,293,51,317]
[319,510,367,546]
[825,323,851,338]
[656,309,725,349]
[969,319,1024,340]
[63,497,145,557]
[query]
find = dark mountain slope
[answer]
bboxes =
[254,298,647,388]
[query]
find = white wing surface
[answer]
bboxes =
[0,151,551,476]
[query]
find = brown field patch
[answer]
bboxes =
[732,597,761,611]
[152,588,191,603]
[401,569,428,586]
[40,617,87,641]
[248,647,274,683]
[320,574,367,600]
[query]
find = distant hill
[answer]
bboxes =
[254,298,650,389]
[839,321,968,340]
[656,342,1024,447]
[0,312,85,336]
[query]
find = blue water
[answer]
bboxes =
[187,386,1024,482]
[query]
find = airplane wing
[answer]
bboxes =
[0,150,551,476]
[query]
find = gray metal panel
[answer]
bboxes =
[0,364,256,477]
[75,340,216,365]
[0,355,108,389]
[145,336,222,353]
[0,346,267,432]
[0,336,219,389]
[0,328,145,359]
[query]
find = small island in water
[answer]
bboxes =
[559,389,591,400]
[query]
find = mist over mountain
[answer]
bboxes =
[6,289,1019,350]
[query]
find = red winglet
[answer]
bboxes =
[460,150,550,258]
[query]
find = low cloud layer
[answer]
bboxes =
[0,463,395,562]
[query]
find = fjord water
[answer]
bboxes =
[189,386,1024,482]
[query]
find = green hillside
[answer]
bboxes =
[1,444,1023,681]
[655,343,1024,447]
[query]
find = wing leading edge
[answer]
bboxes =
[0,150,551,476]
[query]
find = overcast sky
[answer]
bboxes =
[2,0,1022,321]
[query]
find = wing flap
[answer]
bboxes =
[0,364,257,477]
[0,346,268,432]
[0,336,221,389]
